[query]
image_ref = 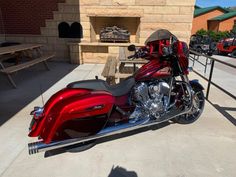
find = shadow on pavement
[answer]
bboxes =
[208,101,236,126]
[108,165,138,177]
[0,61,78,126]
[44,121,171,158]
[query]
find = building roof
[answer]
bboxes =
[194,6,229,17]
[209,10,236,21]
[194,5,201,9]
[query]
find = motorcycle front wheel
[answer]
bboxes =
[174,90,205,124]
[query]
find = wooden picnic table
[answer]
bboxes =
[102,47,148,84]
[102,57,147,84]
[0,44,54,88]
[0,44,42,55]
[119,59,148,72]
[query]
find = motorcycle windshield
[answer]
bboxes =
[145,29,177,44]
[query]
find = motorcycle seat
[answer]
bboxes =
[67,77,135,97]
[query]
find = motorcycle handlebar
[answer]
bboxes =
[127,41,178,60]
[128,48,148,60]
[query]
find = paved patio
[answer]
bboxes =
[0,62,235,177]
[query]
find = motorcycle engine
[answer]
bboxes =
[130,81,170,119]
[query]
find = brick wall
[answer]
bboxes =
[0,0,65,34]
[191,9,225,34]
[219,16,236,31]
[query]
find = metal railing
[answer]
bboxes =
[190,51,212,74]
[189,50,236,101]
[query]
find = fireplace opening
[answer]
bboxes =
[90,17,140,43]
[100,26,130,43]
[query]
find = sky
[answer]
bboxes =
[196,0,236,8]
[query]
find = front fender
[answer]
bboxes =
[190,80,204,92]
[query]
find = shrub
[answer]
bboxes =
[195,29,231,41]
[196,29,208,36]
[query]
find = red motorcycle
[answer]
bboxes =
[28,29,205,155]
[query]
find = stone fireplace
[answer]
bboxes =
[69,7,144,64]
[66,0,195,64]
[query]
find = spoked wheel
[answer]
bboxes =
[174,90,205,124]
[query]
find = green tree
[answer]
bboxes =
[196,29,208,36]
[195,29,231,41]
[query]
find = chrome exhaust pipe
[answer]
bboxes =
[28,118,150,155]
[29,102,193,155]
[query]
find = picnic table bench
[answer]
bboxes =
[0,44,55,88]
[101,55,118,85]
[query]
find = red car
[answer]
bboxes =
[217,37,236,58]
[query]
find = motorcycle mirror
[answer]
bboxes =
[162,46,170,57]
[128,44,136,51]
[170,35,178,44]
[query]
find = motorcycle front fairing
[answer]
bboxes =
[29,88,115,144]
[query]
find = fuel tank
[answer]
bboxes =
[29,88,115,143]
[134,59,172,81]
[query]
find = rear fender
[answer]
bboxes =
[29,88,115,143]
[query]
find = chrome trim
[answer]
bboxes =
[29,107,44,131]
[181,74,189,83]
[35,107,44,117]
[28,118,149,155]
[30,107,44,117]
[167,77,174,106]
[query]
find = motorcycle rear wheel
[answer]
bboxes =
[174,90,205,124]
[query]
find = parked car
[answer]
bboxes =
[217,37,236,58]
[189,35,217,56]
